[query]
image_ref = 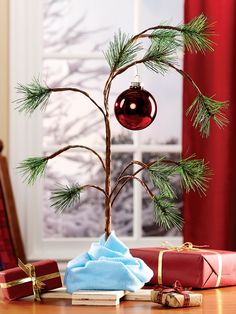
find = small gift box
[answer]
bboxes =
[0,259,62,300]
[151,281,202,308]
[130,243,236,288]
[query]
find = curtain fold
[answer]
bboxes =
[183,0,236,250]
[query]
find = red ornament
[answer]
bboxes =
[114,82,157,130]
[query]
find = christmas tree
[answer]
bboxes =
[16,14,227,241]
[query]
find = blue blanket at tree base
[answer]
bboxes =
[64,231,153,293]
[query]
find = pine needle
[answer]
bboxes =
[50,183,83,214]
[150,28,182,50]
[177,155,211,194]
[187,94,228,137]
[153,195,183,230]
[144,36,177,75]
[181,14,214,53]
[104,30,142,71]
[149,161,177,198]
[18,157,48,184]
[15,77,51,114]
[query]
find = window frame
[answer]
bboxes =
[9,0,183,263]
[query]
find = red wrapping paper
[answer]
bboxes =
[130,247,236,289]
[0,259,62,300]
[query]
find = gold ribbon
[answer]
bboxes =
[0,259,60,301]
[157,242,222,288]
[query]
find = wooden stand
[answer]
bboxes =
[41,287,152,306]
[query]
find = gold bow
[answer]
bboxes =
[158,242,222,287]
[18,259,45,301]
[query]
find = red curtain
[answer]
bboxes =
[183,0,236,250]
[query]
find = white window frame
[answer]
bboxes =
[10,0,183,263]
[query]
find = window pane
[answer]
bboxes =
[138,0,184,145]
[43,152,133,237]
[43,0,134,54]
[139,0,184,29]
[111,152,134,237]
[139,69,182,145]
[141,152,182,236]
[42,59,134,147]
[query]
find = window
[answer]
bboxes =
[10,0,184,262]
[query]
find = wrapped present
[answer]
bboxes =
[0,259,62,301]
[151,281,202,308]
[130,242,236,289]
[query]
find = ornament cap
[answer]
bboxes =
[130,74,142,88]
[130,81,141,88]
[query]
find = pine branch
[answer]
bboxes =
[143,37,178,75]
[117,160,148,181]
[149,155,211,195]
[149,160,178,198]
[50,183,82,214]
[18,145,105,185]
[187,94,229,137]
[111,175,153,206]
[149,28,182,49]
[177,155,211,194]
[51,87,105,119]
[166,63,228,137]
[16,78,51,114]
[16,78,105,118]
[50,183,107,213]
[180,14,214,53]
[153,195,183,230]
[17,157,48,184]
[132,14,213,53]
[104,30,142,71]
[46,145,105,171]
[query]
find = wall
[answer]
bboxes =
[0,0,9,156]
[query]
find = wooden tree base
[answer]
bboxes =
[41,287,151,306]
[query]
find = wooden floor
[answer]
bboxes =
[1,286,236,313]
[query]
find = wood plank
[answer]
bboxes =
[72,299,120,306]
[124,289,151,301]
[41,288,151,303]
[73,290,125,300]
[72,290,125,306]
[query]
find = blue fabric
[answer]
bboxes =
[64,231,153,293]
